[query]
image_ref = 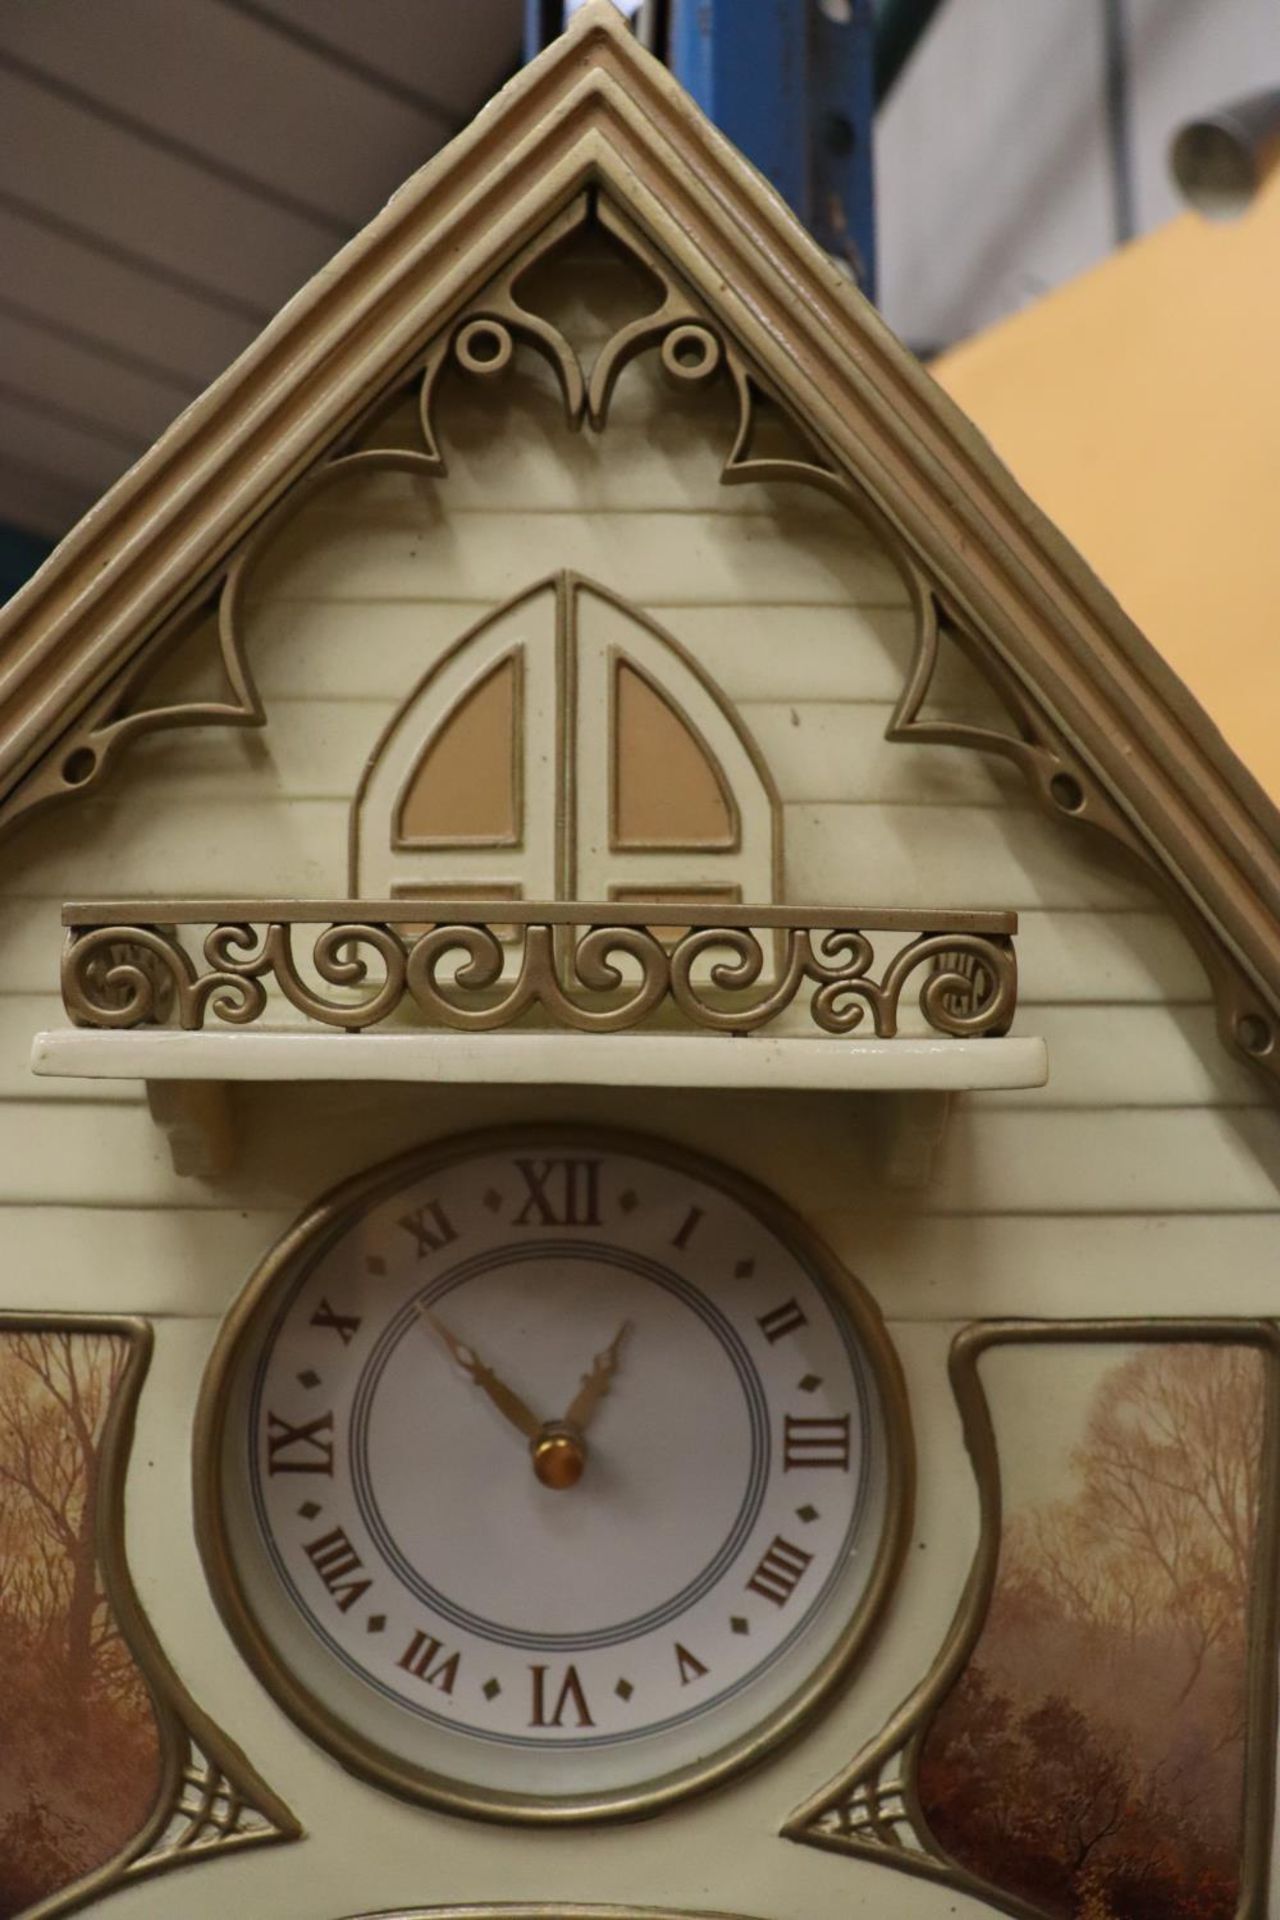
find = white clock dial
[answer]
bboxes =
[199,1129,909,1820]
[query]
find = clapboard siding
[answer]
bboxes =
[4,1205,1275,1321]
[982,1005,1262,1107]
[121,698,1025,810]
[0,997,141,1102]
[247,502,908,607]
[0,1094,1275,1216]
[244,602,928,702]
[0,796,1156,912]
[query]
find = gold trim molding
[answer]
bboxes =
[784,1318,1280,1920]
[59,901,1018,1039]
[337,1909,765,1919]
[336,1910,765,1920]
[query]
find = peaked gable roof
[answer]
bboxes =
[1,0,1278,1090]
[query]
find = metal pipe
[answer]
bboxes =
[1170,89,1280,219]
[874,0,948,107]
[1102,0,1136,244]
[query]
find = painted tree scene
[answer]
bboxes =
[918,1341,1267,1920]
[0,1329,161,1917]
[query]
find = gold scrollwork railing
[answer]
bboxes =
[60,902,1018,1041]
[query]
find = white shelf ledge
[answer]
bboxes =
[32,1028,1047,1093]
[32,1029,1047,1185]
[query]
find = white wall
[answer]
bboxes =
[876,0,1280,350]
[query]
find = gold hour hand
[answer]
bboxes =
[418,1306,542,1443]
[564,1320,632,1434]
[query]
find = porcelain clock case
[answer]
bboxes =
[197,1128,911,1821]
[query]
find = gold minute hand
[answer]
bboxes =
[563,1320,633,1434]
[418,1306,543,1443]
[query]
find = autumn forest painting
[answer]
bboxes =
[919,1342,1268,1920]
[0,1329,161,1917]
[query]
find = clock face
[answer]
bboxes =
[198,1128,909,1821]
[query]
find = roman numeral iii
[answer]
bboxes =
[303,1527,372,1612]
[783,1413,852,1471]
[265,1410,335,1476]
[513,1157,601,1228]
[746,1535,813,1606]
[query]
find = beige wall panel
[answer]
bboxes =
[1014,907,1208,1005]
[245,601,925,703]
[818,1212,1280,1322]
[122,698,1020,809]
[6,1203,1280,1325]
[742,704,1022,807]
[987,1004,1263,1108]
[1,1087,1276,1217]
[785,804,1152,912]
[0,996,142,1102]
[0,797,1154,910]
[247,501,906,609]
[0,894,62,996]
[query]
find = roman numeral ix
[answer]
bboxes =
[514,1157,601,1228]
[265,1410,335,1476]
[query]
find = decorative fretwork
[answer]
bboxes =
[803,1746,928,1858]
[61,901,1018,1041]
[134,1740,281,1868]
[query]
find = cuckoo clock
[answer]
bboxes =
[1,9,1279,1920]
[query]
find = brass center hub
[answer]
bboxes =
[532,1423,587,1490]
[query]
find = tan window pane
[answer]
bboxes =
[396,654,520,846]
[613,660,735,848]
